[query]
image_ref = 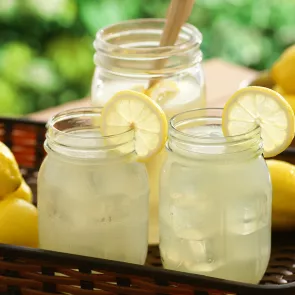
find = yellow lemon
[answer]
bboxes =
[5,179,33,203]
[273,84,295,114]
[222,86,295,158]
[131,85,146,93]
[101,90,168,161]
[0,197,38,247]
[266,159,295,230]
[145,80,179,103]
[273,84,286,96]
[0,142,22,197]
[271,44,295,94]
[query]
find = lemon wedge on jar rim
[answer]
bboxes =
[100,90,168,161]
[222,86,295,158]
[145,80,179,103]
[130,80,179,103]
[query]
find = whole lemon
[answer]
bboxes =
[0,142,22,197]
[266,159,295,230]
[273,84,295,113]
[4,179,33,203]
[0,197,38,247]
[271,44,295,94]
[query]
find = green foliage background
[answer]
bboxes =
[0,0,295,115]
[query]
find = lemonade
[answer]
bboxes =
[159,85,295,284]
[91,19,206,242]
[92,77,205,243]
[159,109,272,284]
[38,108,149,264]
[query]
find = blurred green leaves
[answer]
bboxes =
[0,42,34,82]
[19,59,61,93]
[0,80,20,115]
[0,0,295,116]
[24,0,77,26]
[0,0,19,20]
[79,0,142,35]
[46,36,93,84]
[190,0,295,68]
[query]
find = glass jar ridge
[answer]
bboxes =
[45,107,135,160]
[168,108,263,159]
[93,18,203,78]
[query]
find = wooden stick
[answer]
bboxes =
[148,0,195,89]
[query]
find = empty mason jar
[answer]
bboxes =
[159,108,272,284]
[38,107,149,264]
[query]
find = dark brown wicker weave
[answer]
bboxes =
[1,116,295,295]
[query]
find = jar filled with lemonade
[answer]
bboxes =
[159,86,295,284]
[38,107,149,264]
[91,19,205,243]
[159,108,272,284]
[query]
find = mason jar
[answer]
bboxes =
[91,19,205,243]
[38,107,149,264]
[159,108,272,284]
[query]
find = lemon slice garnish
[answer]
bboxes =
[145,80,179,103]
[101,90,168,161]
[222,86,295,158]
[131,85,145,93]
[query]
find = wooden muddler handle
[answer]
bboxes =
[148,0,195,89]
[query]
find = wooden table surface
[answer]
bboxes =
[28,58,258,122]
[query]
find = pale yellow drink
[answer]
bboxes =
[92,19,205,243]
[159,109,272,284]
[92,75,206,243]
[38,108,150,264]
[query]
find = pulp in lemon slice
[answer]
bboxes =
[145,80,179,103]
[101,90,168,161]
[222,86,295,158]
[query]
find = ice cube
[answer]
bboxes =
[170,195,218,239]
[181,238,223,273]
[184,260,222,273]
[91,193,130,223]
[160,236,182,269]
[227,192,269,235]
[226,223,271,265]
[161,249,181,269]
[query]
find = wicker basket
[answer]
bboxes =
[1,116,295,295]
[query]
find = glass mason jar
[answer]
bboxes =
[38,107,149,264]
[159,109,272,284]
[91,19,205,243]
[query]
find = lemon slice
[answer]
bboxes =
[145,80,179,103]
[222,86,295,158]
[131,85,145,93]
[101,90,168,161]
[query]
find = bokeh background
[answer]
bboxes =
[1,0,295,116]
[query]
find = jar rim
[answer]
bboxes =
[45,107,135,159]
[94,18,202,58]
[47,107,133,141]
[169,108,261,147]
